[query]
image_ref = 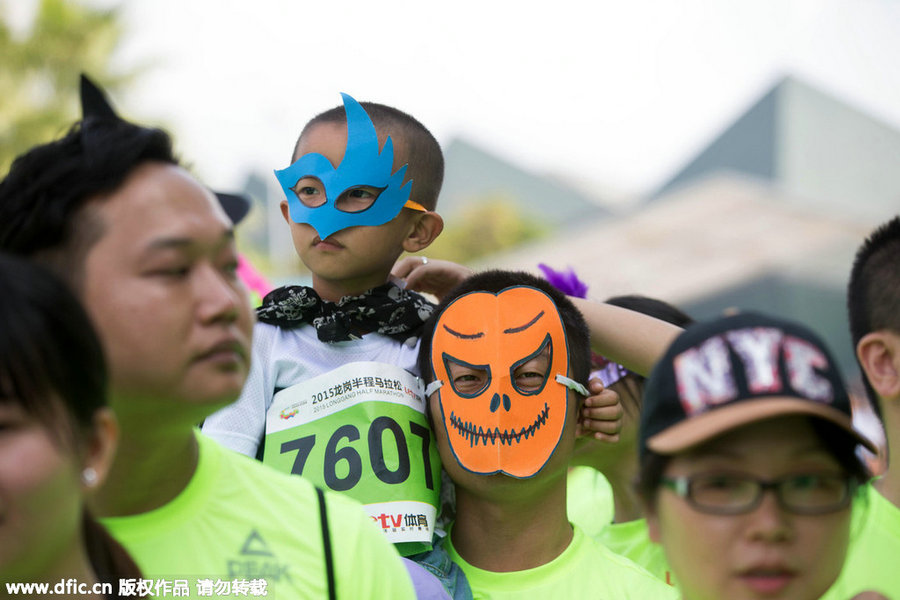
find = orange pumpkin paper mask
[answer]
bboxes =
[426,286,586,478]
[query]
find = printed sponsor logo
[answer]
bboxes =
[371,511,430,532]
[227,530,292,583]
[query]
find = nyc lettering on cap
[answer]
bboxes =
[639,311,876,459]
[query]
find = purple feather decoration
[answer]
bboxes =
[537,263,589,299]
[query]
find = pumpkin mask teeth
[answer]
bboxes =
[429,285,578,478]
[450,403,550,447]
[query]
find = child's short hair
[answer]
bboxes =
[847,215,900,411]
[293,101,444,211]
[417,269,591,391]
[0,117,177,282]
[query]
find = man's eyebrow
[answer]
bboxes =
[145,228,235,251]
[442,324,484,339]
[504,310,544,334]
[146,237,192,251]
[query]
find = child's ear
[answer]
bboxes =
[403,212,444,253]
[857,331,900,401]
[279,200,292,224]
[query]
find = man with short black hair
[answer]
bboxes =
[417,269,677,599]
[0,76,414,599]
[822,215,900,600]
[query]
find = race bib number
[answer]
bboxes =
[264,362,440,547]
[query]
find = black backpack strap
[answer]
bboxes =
[256,387,284,461]
[316,487,337,600]
[254,433,266,462]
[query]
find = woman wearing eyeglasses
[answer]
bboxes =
[637,311,876,600]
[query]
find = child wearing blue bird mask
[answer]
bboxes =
[272,94,445,300]
[202,95,470,599]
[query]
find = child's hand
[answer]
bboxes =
[391,256,473,301]
[575,378,623,441]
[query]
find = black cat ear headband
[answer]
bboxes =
[78,73,251,224]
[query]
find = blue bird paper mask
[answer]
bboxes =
[274,93,418,239]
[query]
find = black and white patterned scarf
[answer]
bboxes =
[256,282,435,344]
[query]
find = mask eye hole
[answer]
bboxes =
[335,186,384,213]
[291,177,326,208]
[510,335,552,395]
[443,354,491,398]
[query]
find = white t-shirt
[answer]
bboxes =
[203,321,421,457]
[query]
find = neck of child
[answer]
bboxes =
[312,271,391,303]
[91,396,202,517]
[451,478,573,572]
[875,401,900,506]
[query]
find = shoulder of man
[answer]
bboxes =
[820,482,900,600]
[577,528,678,598]
[204,435,418,599]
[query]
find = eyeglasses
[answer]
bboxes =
[660,472,857,515]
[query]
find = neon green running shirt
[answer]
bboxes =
[566,466,614,538]
[444,523,676,599]
[103,431,415,599]
[567,466,676,587]
[821,482,900,599]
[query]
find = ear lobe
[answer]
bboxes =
[279,200,292,225]
[857,332,900,401]
[402,211,444,253]
[82,407,119,492]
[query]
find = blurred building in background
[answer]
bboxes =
[475,76,900,384]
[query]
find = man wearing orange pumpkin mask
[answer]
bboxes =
[417,270,677,599]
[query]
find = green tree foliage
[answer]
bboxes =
[425,195,552,264]
[1,0,130,173]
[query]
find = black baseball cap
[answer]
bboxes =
[640,311,876,458]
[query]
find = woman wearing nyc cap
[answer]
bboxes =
[637,311,877,600]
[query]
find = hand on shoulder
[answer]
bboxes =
[391,256,473,301]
